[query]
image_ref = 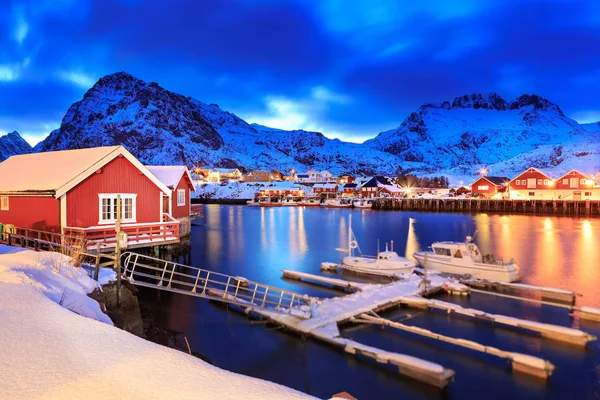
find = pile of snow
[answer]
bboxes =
[0,245,313,399]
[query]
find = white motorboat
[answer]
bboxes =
[298,197,321,207]
[258,196,282,207]
[325,198,353,208]
[336,215,415,277]
[353,199,372,209]
[413,235,520,282]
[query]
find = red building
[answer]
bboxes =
[0,146,180,249]
[470,176,509,198]
[146,166,195,219]
[508,167,555,198]
[555,170,593,191]
[313,183,338,196]
[360,177,402,198]
[342,183,358,196]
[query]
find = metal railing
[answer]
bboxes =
[121,252,312,318]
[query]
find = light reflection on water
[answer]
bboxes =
[143,206,600,400]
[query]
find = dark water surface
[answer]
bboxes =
[141,205,600,399]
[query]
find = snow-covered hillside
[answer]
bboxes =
[365,93,593,175]
[27,73,600,180]
[34,72,417,175]
[0,131,32,162]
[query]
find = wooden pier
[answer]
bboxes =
[282,270,367,293]
[373,198,600,217]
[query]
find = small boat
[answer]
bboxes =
[246,198,260,207]
[353,199,372,209]
[336,215,415,277]
[258,197,283,207]
[298,197,321,207]
[413,235,520,282]
[325,198,353,208]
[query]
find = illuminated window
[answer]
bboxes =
[0,196,8,211]
[529,192,535,196]
[543,179,549,185]
[580,179,586,185]
[177,189,186,206]
[585,192,592,196]
[563,179,568,184]
[98,194,137,224]
[478,185,489,190]
[537,179,542,185]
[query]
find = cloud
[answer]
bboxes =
[58,71,97,89]
[12,4,29,44]
[0,65,21,82]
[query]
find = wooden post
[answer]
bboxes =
[115,195,122,307]
[94,243,101,281]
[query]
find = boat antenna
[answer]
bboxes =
[391,240,394,252]
[348,214,353,257]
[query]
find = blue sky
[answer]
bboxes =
[1,0,599,145]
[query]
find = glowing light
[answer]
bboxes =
[549,180,555,186]
[479,168,488,176]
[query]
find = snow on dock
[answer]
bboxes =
[282,270,368,292]
[462,280,579,304]
[397,296,597,347]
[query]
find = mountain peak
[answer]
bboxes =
[449,93,508,111]
[0,130,32,162]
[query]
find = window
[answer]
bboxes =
[98,194,137,224]
[543,179,549,185]
[477,185,489,190]
[537,179,542,185]
[177,189,186,206]
[563,179,568,184]
[0,196,8,211]
[433,247,451,256]
[580,178,586,185]
[585,192,592,196]
[515,180,520,185]
[529,192,535,196]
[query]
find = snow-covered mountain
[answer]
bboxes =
[0,131,32,162]
[34,72,414,175]
[364,93,595,176]
[30,73,599,180]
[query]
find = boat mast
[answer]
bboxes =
[348,214,352,257]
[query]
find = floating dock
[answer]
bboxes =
[396,296,597,347]
[462,280,579,304]
[283,270,367,293]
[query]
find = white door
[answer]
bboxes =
[570,178,578,188]
[527,178,536,189]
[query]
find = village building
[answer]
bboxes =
[360,177,402,198]
[450,186,472,197]
[342,183,358,197]
[0,146,181,249]
[295,173,311,183]
[508,167,557,199]
[246,170,272,182]
[294,170,334,183]
[214,168,242,182]
[146,166,196,236]
[470,176,510,199]
[554,170,596,199]
[257,182,303,197]
[313,183,338,197]
[337,175,356,185]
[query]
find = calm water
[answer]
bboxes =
[141,205,600,399]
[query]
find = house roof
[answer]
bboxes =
[361,176,393,188]
[313,183,337,189]
[471,176,510,186]
[555,169,590,181]
[296,174,309,178]
[509,167,554,182]
[0,145,171,197]
[344,183,358,188]
[146,166,196,191]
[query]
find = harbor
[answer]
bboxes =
[131,205,600,399]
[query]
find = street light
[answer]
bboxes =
[479,168,488,176]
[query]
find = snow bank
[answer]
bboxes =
[0,246,313,399]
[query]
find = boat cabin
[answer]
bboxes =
[431,241,483,263]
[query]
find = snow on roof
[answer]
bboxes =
[266,181,301,191]
[471,176,509,186]
[146,165,195,190]
[0,246,312,400]
[0,146,170,197]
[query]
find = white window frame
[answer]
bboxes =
[515,180,520,185]
[98,194,137,225]
[478,185,489,190]
[563,179,568,185]
[177,189,186,206]
[0,196,8,211]
[543,179,549,185]
[580,178,586,185]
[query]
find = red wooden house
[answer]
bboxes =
[470,176,509,198]
[360,177,402,198]
[313,183,338,196]
[508,167,555,199]
[342,183,358,197]
[146,166,195,236]
[554,170,596,199]
[0,146,180,250]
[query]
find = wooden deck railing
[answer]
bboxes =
[64,220,180,248]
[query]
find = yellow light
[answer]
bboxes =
[549,180,555,186]
[479,168,488,176]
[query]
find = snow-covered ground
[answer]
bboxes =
[0,245,313,399]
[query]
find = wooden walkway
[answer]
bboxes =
[373,198,600,216]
